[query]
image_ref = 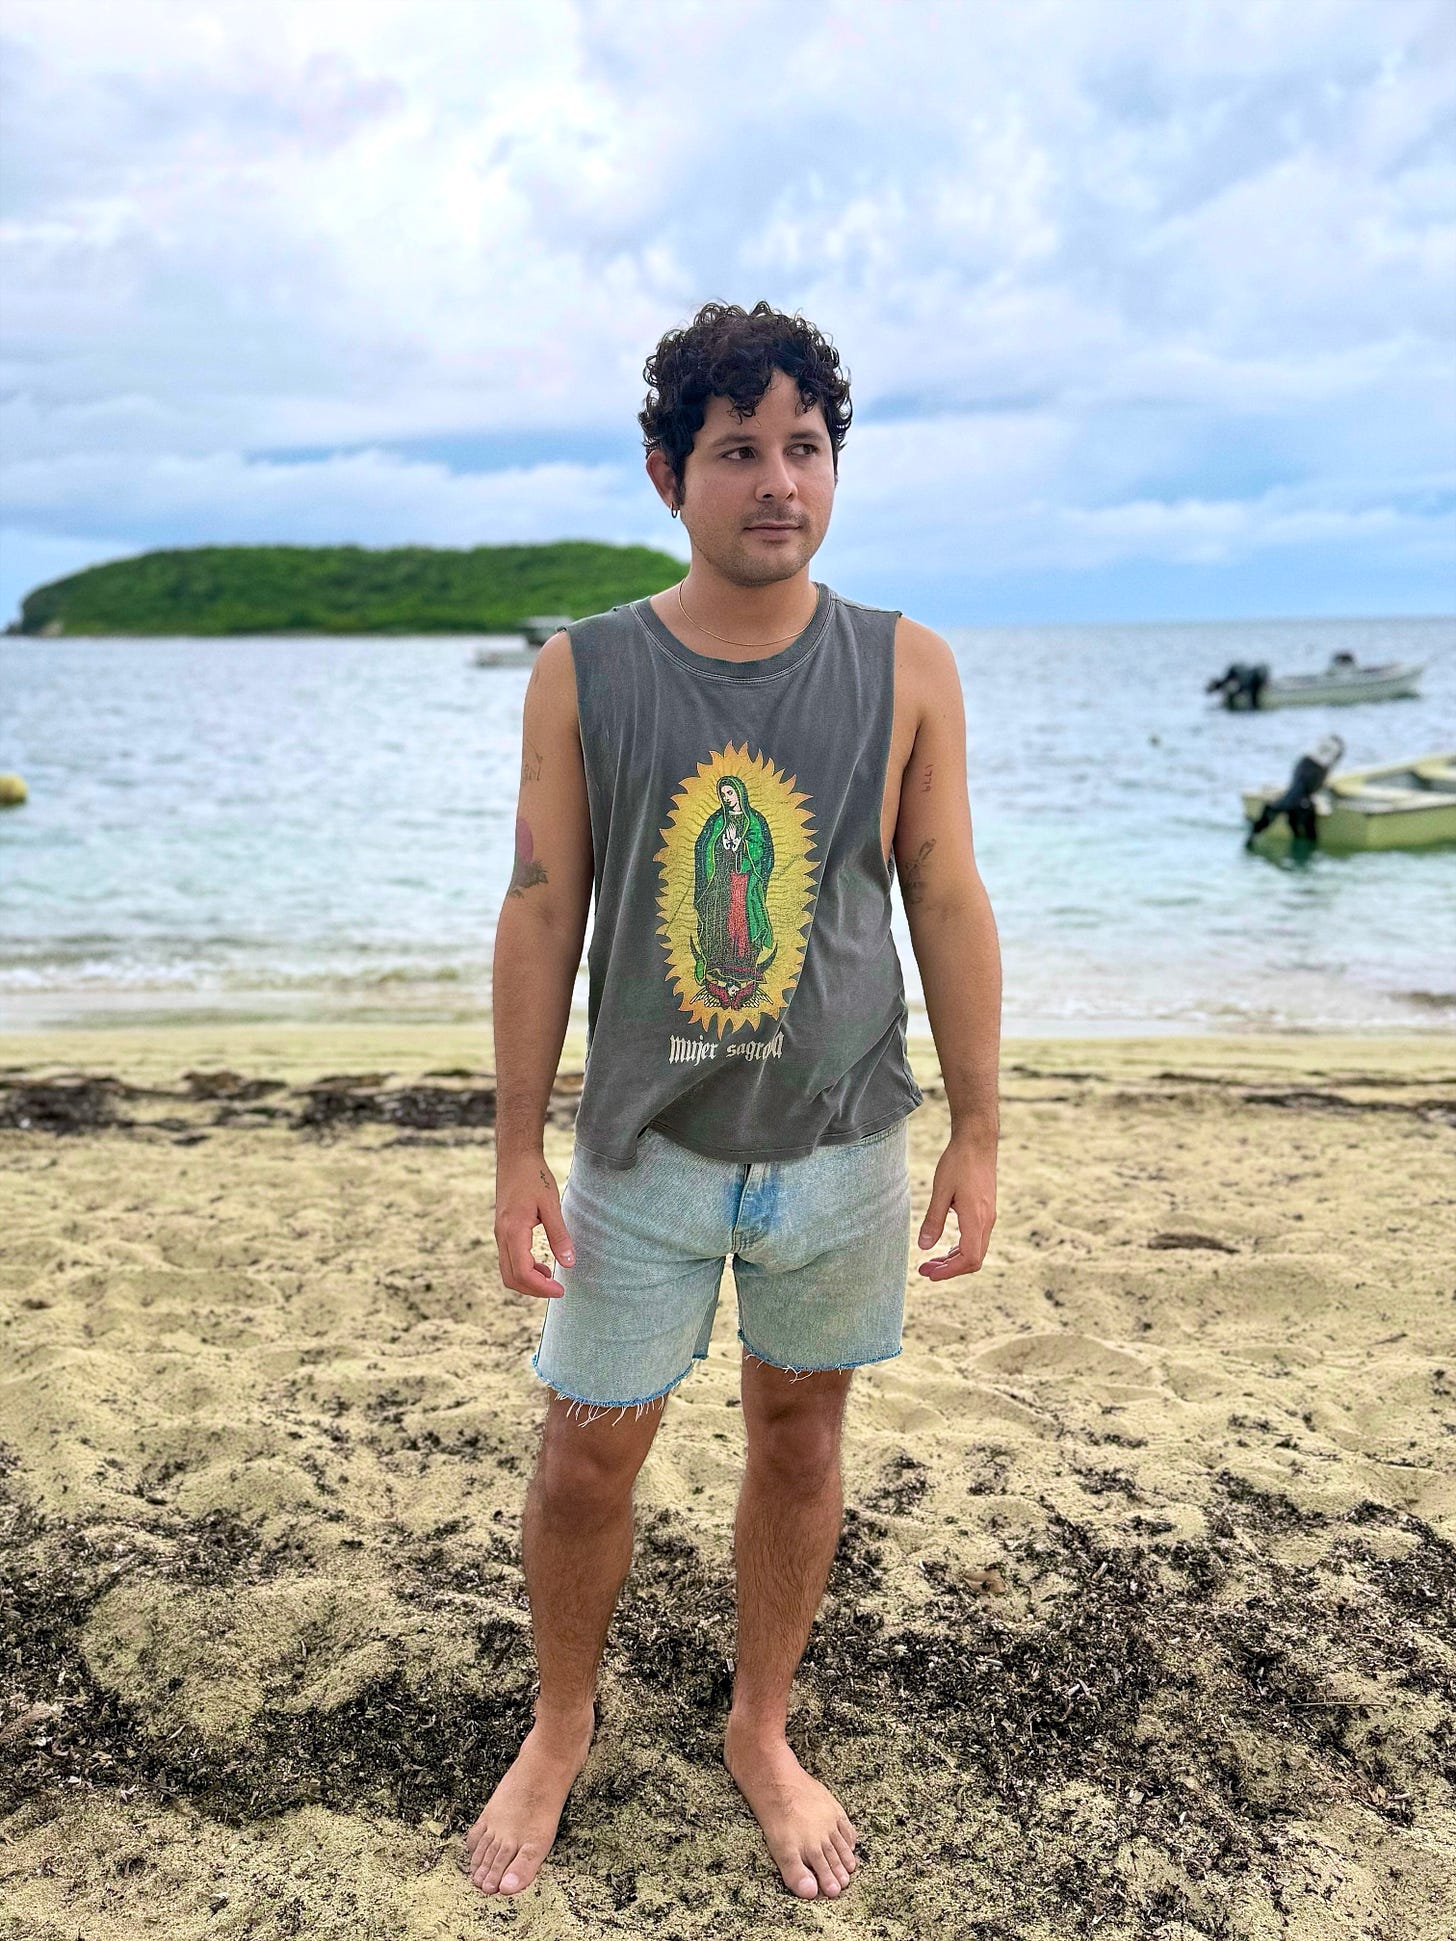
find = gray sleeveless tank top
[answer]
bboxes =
[566,582,923,1169]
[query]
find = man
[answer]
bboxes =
[1244,734,1344,847]
[469,300,1001,1902]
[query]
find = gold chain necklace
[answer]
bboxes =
[676,580,813,649]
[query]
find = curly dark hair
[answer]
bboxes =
[639,300,852,497]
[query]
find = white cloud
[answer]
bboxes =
[1,0,1452,615]
[2,445,671,552]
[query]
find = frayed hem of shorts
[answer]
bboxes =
[529,1354,695,1425]
[737,1331,903,1382]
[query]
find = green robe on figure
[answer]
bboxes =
[692,775,776,1005]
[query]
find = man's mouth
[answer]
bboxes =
[745,520,802,532]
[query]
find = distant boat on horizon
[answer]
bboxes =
[520,614,573,647]
[471,616,574,669]
[1207,652,1426,710]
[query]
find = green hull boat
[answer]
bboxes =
[1242,753,1456,853]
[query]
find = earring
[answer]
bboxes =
[670,504,680,519]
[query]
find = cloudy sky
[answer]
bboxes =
[2,0,1452,625]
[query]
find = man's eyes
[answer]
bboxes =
[721,443,821,460]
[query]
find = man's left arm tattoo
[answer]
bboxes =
[509,815,549,897]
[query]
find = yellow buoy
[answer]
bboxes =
[0,774,28,806]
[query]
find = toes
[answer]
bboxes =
[472,1837,507,1893]
[500,1843,545,1894]
[830,1828,858,1873]
[466,1831,494,1874]
[783,1860,819,1898]
[810,1846,843,1897]
[838,1814,858,1846]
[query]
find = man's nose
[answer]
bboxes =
[756,454,796,500]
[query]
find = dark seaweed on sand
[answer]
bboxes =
[0,1069,585,1142]
[3,1443,1452,1936]
[0,1077,131,1134]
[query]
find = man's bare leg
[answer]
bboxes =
[724,1358,859,1900]
[465,1391,665,1895]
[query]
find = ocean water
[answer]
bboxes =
[1,612,1452,1035]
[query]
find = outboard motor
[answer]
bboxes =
[1245,734,1345,847]
[1206,661,1270,710]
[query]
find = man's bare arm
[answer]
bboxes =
[491,632,593,1298]
[892,617,1001,1276]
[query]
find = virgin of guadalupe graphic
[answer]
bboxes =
[656,742,818,1035]
[692,775,776,1009]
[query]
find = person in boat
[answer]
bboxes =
[1245,734,1345,846]
[1206,660,1269,709]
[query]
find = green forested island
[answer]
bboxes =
[10,541,684,636]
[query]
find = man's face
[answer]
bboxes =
[673,368,835,586]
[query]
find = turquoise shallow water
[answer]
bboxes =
[1,612,1452,1034]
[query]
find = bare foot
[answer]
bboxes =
[463,1704,595,1895]
[724,1715,858,1899]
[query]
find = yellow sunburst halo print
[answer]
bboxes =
[655,742,818,1035]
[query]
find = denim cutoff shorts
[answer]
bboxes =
[532,1118,913,1411]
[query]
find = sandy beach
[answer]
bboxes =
[1,1023,1452,1941]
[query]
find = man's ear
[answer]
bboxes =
[645,448,681,513]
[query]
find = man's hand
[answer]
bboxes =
[916,1132,997,1280]
[495,1151,576,1299]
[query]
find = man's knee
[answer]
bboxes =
[743,1372,849,1490]
[750,1422,842,1491]
[535,1392,663,1509]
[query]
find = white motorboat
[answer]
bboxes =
[1208,653,1425,710]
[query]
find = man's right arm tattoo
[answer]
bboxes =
[902,837,936,906]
